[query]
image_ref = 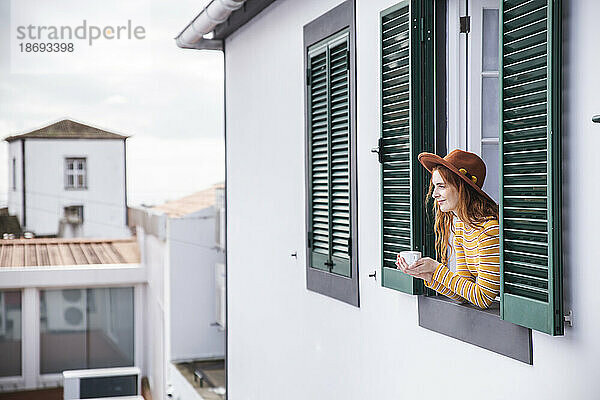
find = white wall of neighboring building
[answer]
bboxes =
[135,203,225,400]
[223,1,600,399]
[7,138,130,238]
[137,222,168,400]
[169,207,225,361]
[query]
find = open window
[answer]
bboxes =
[380,0,564,361]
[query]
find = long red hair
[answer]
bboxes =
[426,165,499,266]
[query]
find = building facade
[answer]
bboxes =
[130,184,226,399]
[177,0,600,399]
[4,119,131,239]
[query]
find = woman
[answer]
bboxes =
[395,149,500,309]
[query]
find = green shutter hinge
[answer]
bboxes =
[371,138,383,163]
[564,310,573,327]
[308,231,312,248]
[306,68,311,86]
[412,17,418,39]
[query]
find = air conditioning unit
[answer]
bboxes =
[215,263,226,329]
[63,367,141,400]
[46,289,87,331]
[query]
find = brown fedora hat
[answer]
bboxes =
[418,149,496,204]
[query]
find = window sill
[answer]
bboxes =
[417,295,532,364]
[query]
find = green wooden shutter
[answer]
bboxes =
[380,0,435,294]
[500,0,563,335]
[308,31,351,277]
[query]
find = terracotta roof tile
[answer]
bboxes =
[0,237,140,267]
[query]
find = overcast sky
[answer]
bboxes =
[0,0,223,207]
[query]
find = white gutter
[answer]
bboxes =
[175,0,246,50]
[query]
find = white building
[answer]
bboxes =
[175,0,600,399]
[130,183,226,400]
[4,118,131,239]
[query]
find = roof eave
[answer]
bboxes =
[175,0,276,50]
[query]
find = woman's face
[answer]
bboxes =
[432,169,459,213]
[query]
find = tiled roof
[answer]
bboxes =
[152,183,224,218]
[0,237,140,267]
[4,119,129,142]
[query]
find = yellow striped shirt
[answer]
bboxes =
[425,218,500,309]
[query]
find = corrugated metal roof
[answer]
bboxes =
[0,237,140,267]
[151,183,224,218]
[4,119,129,142]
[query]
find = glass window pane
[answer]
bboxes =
[482,143,500,203]
[87,288,134,369]
[78,175,84,187]
[67,175,74,187]
[481,77,499,139]
[482,9,499,71]
[0,291,22,377]
[40,288,135,374]
[67,161,73,170]
[40,289,87,374]
[77,161,84,170]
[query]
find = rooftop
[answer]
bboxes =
[151,183,224,218]
[3,119,129,142]
[0,237,140,267]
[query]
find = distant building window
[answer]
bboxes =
[64,205,84,224]
[65,158,87,189]
[0,290,22,377]
[11,158,16,191]
[39,287,134,374]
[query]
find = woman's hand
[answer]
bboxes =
[395,255,439,283]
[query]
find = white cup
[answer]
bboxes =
[399,250,421,266]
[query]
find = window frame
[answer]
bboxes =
[64,157,88,190]
[303,0,359,307]
[381,0,546,362]
[64,205,84,225]
[39,286,135,376]
[0,289,24,380]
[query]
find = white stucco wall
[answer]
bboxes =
[169,207,225,361]
[8,138,130,238]
[224,1,600,399]
[137,205,225,399]
[139,224,168,400]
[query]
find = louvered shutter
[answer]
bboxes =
[380,0,434,294]
[307,31,351,278]
[500,0,563,335]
